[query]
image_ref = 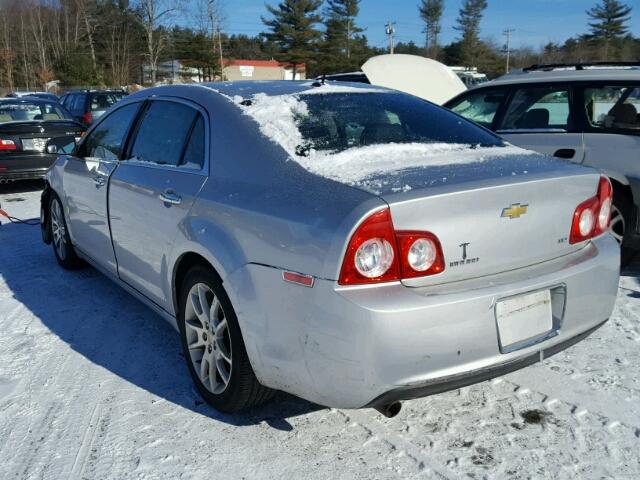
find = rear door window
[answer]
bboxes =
[181,115,206,169]
[447,89,508,129]
[582,85,640,133]
[72,94,86,113]
[498,87,570,132]
[60,94,70,109]
[90,92,126,112]
[127,100,199,167]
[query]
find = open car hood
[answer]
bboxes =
[362,54,467,105]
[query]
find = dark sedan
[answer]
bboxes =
[0,99,85,183]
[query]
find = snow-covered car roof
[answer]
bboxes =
[489,67,640,87]
[200,80,389,99]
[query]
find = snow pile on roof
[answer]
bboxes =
[232,92,540,190]
[297,82,387,95]
[236,92,309,158]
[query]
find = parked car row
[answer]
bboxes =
[39,75,620,415]
[0,98,85,183]
[60,89,127,126]
[0,89,127,183]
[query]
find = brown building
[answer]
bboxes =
[222,60,306,81]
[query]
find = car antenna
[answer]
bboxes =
[311,75,327,88]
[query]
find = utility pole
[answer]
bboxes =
[217,27,224,81]
[385,21,396,54]
[503,28,515,73]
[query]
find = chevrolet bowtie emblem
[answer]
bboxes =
[501,203,528,219]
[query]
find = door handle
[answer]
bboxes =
[159,190,182,205]
[92,176,106,187]
[554,149,576,159]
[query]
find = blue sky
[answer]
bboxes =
[221,0,640,50]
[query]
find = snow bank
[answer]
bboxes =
[232,92,540,190]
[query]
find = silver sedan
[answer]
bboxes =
[40,81,620,414]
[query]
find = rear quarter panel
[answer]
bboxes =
[165,88,381,313]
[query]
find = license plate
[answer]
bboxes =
[22,138,49,152]
[496,289,553,351]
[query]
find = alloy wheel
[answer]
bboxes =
[610,205,625,244]
[50,199,67,260]
[184,283,232,395]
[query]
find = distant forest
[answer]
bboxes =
[0,0,637,89]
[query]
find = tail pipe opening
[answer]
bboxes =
[374,401,402,418]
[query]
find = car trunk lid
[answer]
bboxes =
[0,121,83,153]
[369,150,601,287]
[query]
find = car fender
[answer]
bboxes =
[600,169,630,187]
[167,216,248,317]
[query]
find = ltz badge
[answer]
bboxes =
[450,242,480,268]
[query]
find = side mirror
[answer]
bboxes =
[45,135,77,155]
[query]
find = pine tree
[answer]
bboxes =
[419,0,444,59]
[321,0,366,73]
[262,0,323,79]
[454,0,488,67]
[586,0,632,57]
[325,0,363,61]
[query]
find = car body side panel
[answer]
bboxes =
[109,164,207,310]
[59,155,119,274]
[582,132,640,182]
[499,133,585,162]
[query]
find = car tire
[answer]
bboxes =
[49,194,84,269]
[611,190,636,267]
[178,266,274,413]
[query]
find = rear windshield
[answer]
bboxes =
[0,101,72,123]
[90,92,126,111]
[293,92,503,156]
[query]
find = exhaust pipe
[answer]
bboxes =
[374,401,402,418]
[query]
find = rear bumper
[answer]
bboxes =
[365,319,606,407]
[228,234,620,409]
[0,168,47,181]
[0,153,54,181]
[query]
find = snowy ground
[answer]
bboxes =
[0,181,639,480]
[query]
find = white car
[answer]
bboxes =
[446,62,640,264]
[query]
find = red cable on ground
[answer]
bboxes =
[0,203,40,226]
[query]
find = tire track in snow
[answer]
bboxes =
[69,401,103,480]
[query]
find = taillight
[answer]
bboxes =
[339,209,401,285]
[0,139,16,151]
[396,232,445,278]
[570,177,613,244]
[595,177,612,235]
[338,208,445,285]
[82,112,93,124]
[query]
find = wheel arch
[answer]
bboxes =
[41,180,52,244]
[171,251,224,318]
[609,176,634,205]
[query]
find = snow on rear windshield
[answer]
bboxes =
[233,90,522,186]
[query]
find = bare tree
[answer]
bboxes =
[105,5,135,85]
[0,14,14,89]
[134,0,181,84]
[76,0,98,80]
[196,0,225,79]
